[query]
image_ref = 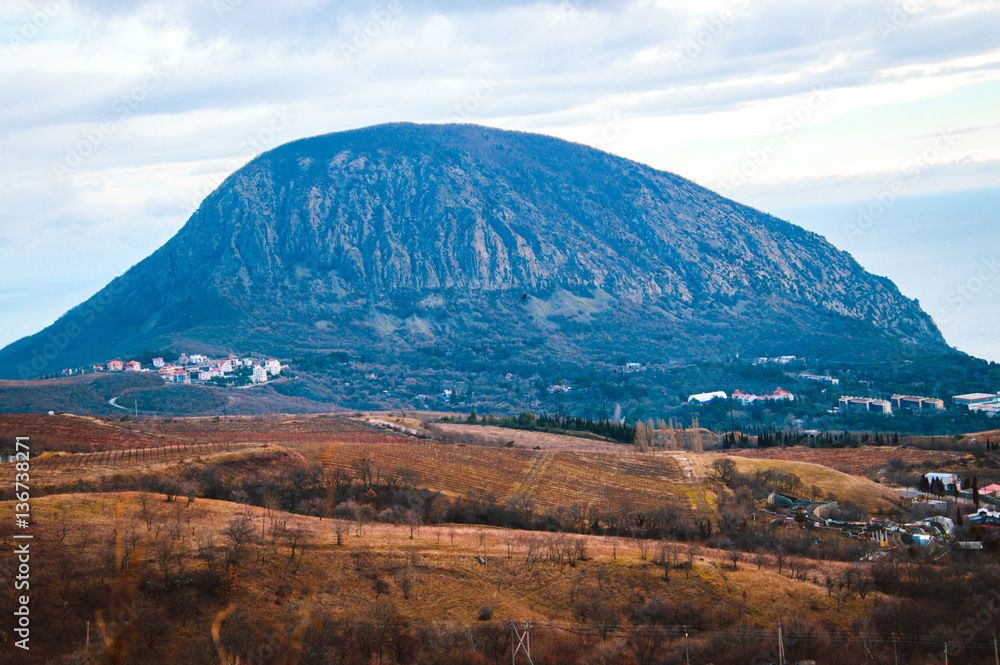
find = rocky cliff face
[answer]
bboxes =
[0,123,949,379]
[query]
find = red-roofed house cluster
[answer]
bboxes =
[731,387,795,405]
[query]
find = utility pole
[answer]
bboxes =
[511,621,533,665]
[993,630,998,665]
[892,633,898,665]
[134,399,138,417]
[684,626,690,665]
[944,642,948,665]
[86,620,90,649]
[777,621,785,665]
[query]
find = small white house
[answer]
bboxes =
[252,365,268,384]
[265,358,282,376]
[924,472,960,492]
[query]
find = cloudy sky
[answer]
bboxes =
[2,0,999,359]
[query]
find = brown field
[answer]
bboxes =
[428,421,630,452]
[4,491,864,663]
[722,445,965,477]
[5,414,999,664]
[297,439,688,511]
[0,413,186,451]
[4,414,911,515]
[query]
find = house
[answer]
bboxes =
[252,365,268,384]
[969,402,1000,417]
[891,395,945,411]
[967,508,1000,527]
[688,391,727,404]
[218,360,233,373]
[732,388,794,405]
[188,354,208,365]
[125,360,141,372]
[770,387,794,401]
[776,355,796,364]
[177,353,190,365]
[838,396,892,415]
[923,472,959,492]
[953,392,999,406]
[265,358,282,376]
[868,399,892,415]
[92,364,104,372]
[625,362,642,372]
[547,384,571,393]
[107,360,124,372]
[172,370,190,384]
[242,357,254,367]
[981,483,1000,498]
[152,357,164,368]
[800,373,839,386]
[198,371,212,381]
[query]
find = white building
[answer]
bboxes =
[688,391,728,404]
[152,357,164,368]
[252,365,268,384]
[265,358,282,376]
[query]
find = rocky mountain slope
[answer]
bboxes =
[0,122,950,381]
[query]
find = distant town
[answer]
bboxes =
[688,355,1000,418]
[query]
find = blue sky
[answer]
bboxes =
[1,0,999,359]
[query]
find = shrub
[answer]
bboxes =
[477,605,494,621]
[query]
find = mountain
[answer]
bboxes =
[0,122,951,385]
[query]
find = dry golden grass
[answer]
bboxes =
[713,454,903,513]
[7,491,866,644]
[428,422,628,452]
[308,440,688,511]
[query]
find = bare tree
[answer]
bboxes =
[223,511,255,567]
[333,521,350,546]
[196,533,218,573]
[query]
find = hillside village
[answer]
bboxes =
[77,352,287,387]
